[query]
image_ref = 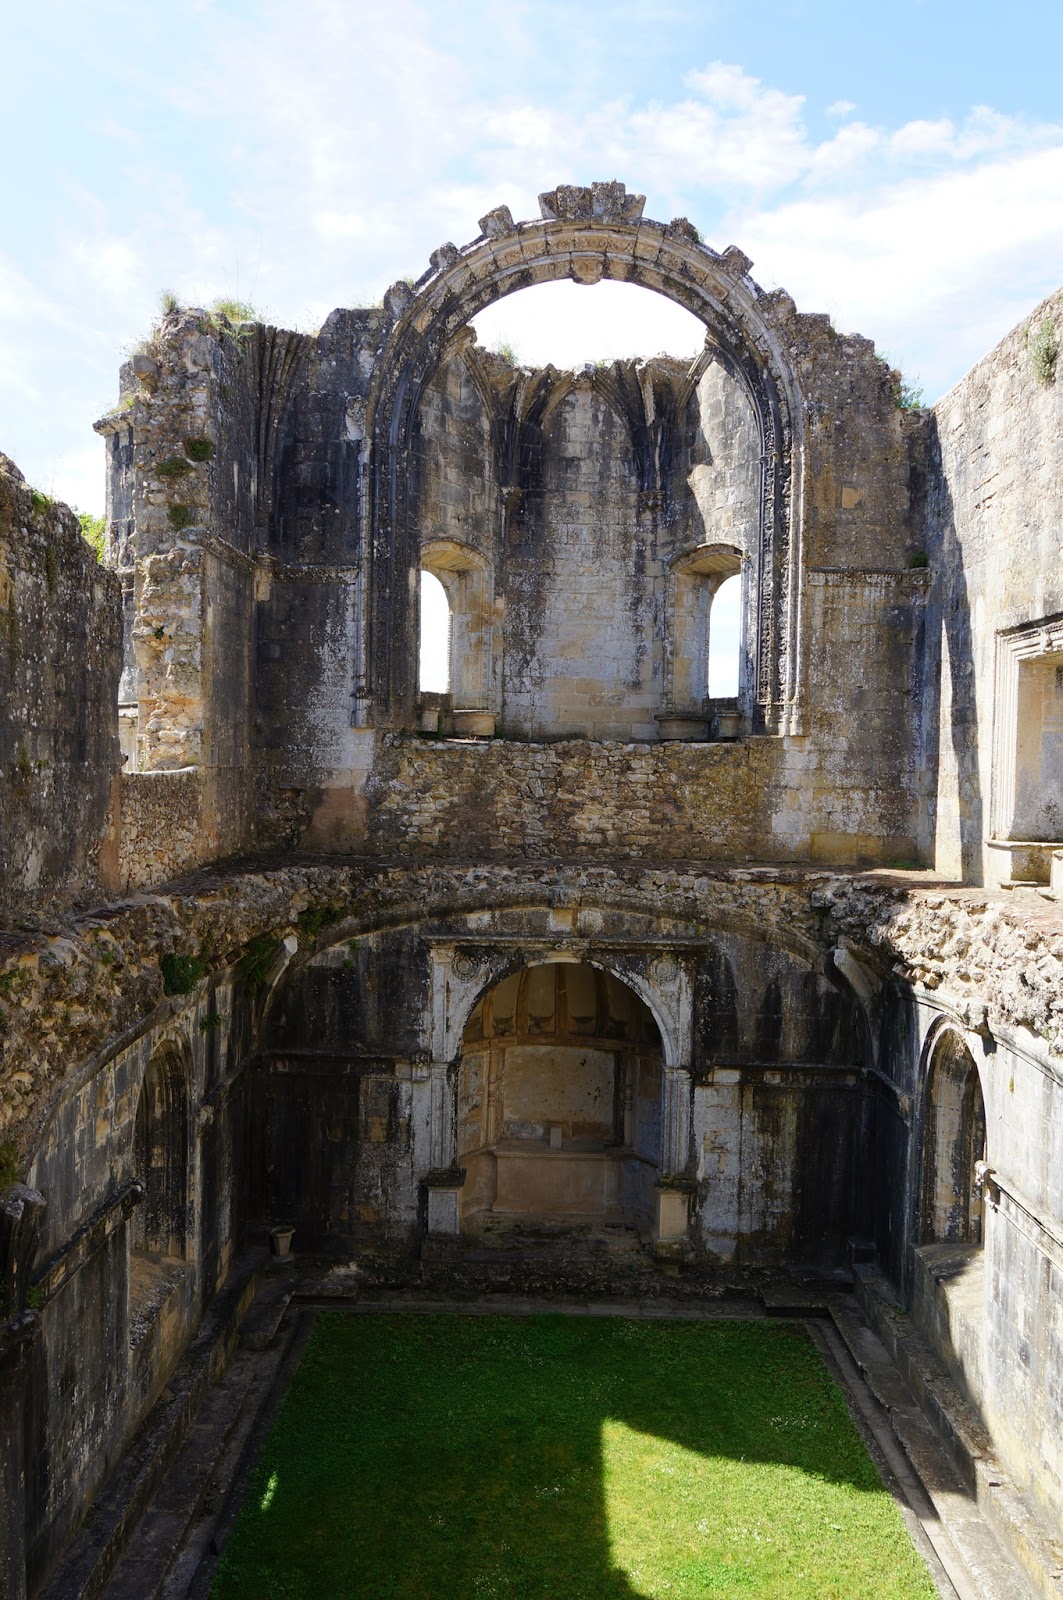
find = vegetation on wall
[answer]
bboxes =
[1026,312,1059,386]
[238,933,282,993]
[77,511,107,561]
[160,951,208,996]
[0,1138,20,1192]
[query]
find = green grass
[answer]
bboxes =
[212,1314,937,1600]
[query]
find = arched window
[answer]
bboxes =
[130,1046,189,1259]
[921,1033,987,1245]
[418,541,496,733]
[419,570,450,693]
[666,545,744,736]
[708,572,742,699]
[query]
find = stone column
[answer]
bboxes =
[661,1063,693,1176]
[656,1065,694,1258]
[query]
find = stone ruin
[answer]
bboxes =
[1,183,1062,1597]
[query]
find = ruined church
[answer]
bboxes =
[1,182,1061,1597]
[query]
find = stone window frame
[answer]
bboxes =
[417,538,496,730]
[989,613,1063,880]
[663,542,748,734]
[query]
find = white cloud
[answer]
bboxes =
[4,12,1063,512]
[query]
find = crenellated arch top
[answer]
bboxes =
[368,183,804,450]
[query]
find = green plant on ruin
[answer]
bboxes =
[29,488,54,516]
[167,504,192,531]
[1026,314,1058,386]
[159,288,181,316]
[907,551,929,569]
[208,297,259,340]
[76,510,107,561]
[199,1011,224,1034]
[492,340,518,365]
[874,353,923,411]
[238,933,282,993]
[183,437,214,463]
[297,899,345,942]
[160,951,208,996]
[157,455,193,481]
[0,1139,20,1192]
[97,395,135,426]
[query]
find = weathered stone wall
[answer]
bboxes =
[819,876,1063,1539]
[0,455,122,921]
[96,309,261,861]
[116,770,206,889]
[97,194,925,866]
[366,728,921,866]
[3,845,1063,1582]
[21,981,247,1590]
[921,287,1063,884]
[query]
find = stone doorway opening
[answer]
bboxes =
[457,963,663,1242]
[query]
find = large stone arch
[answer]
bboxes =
[358,183,807,735]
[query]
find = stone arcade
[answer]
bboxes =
[1,183,1062,1597]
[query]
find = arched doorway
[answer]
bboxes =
[921,1031,987,1245]
[458,963,663,1240]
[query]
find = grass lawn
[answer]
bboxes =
[212,1312,938,1600]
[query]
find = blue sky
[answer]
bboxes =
[4,0,1063,512]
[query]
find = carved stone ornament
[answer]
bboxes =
[452,950,480,982]
[383,279,416,321]
[650,953,680,987]
[430,242,461,273]
[478,205,516,239]
[538,182,646,225]
[720,244,754,277]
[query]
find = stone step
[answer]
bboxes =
[94,1273,297,1600]
[239,1268,295,1351]
[40,1253,265,1600]
[824,1300,1041,1600]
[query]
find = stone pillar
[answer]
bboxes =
[661,1064,693,1177]
[421,1051,465,1258]
[655,1179,696,1245]
[427,1059,455,1174]
[656,1066,694,1259]
[422,1167,466,1260]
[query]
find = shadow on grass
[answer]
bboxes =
[211,1313,937,1600]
